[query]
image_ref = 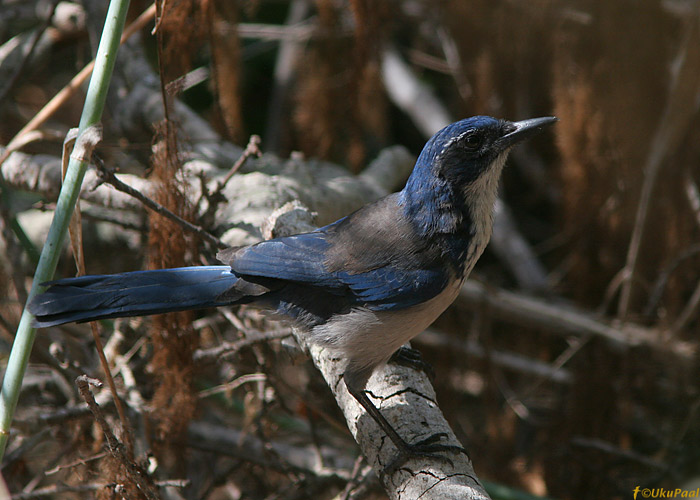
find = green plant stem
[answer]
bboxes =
[0,0,131,460]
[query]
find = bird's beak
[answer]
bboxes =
[498,116,558,150]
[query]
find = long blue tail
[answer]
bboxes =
[29,266,244,327]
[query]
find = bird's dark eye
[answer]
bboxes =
[462,132,482,152]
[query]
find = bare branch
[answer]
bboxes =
[457,280,696,360]
[305,339,490,500]
[76,375,159,500]
[93,158,223,248]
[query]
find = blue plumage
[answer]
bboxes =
[226,232,335,286]
[334,267,449,310]
[226,225,450,313]
[28,115,556,469]
[30,266,244,326]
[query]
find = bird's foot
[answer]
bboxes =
[389,346,435,381]
[383,432,468,476]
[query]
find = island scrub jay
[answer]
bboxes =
[30,115,556,467]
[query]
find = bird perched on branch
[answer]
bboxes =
[30,115,557,469]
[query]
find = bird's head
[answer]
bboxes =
[408,115,557,191]
[400,115,556,238]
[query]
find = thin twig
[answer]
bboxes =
[10,479,189,499]
[198,373,267,398]
[338,455,371,500]
[234,22,318,41]
[11,482,112,499]
[76,375,160,500]
[199,135,262,225]
[193,328,292,363]
[154,0,172,125]
[671,280,700,334]
[165,66,210,96]
[12,399,113,432]
[219,135,262,189]
[45,451,109,475]
[93,158,224,248]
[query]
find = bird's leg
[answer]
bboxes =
[344,370,466,474]
[389,346,435,381]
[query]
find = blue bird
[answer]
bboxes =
[29,115,556,468]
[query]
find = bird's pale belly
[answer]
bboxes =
[310,277,464,374]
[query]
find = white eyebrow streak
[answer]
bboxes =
[436,129,473,161]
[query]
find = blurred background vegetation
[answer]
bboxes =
[1,0,699,499]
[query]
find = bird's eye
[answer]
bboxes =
[462,132,482,152]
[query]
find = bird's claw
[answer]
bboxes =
[389,346,436,381]
[382,432,469,476]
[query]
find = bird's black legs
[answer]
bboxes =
[343,366,466,474]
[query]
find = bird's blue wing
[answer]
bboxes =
[222,231,342,288]
[220,192,455,312]
[220,193,456,312]
[223,231,450,311]
[335,266,449,310]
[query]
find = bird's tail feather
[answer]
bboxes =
[29,266,244,327]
